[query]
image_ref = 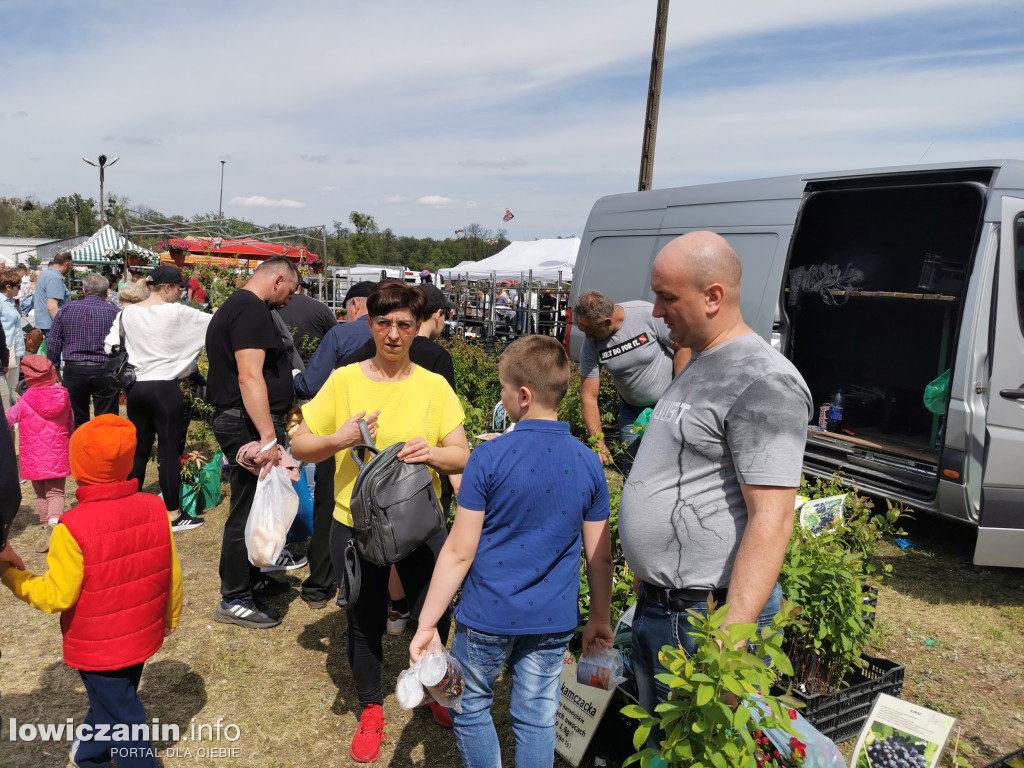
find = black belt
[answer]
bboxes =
[215,407,289,422]
[63,360,105,367]
[642,582,728,612]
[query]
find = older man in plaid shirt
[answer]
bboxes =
[46,273,120,430]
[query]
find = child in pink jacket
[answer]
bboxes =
[5,355,73,551]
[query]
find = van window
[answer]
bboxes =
[581,233,782,329]
[580,237,663,302]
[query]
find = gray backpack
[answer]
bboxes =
[349,419,446,567]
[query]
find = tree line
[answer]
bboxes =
[0,194,563,272]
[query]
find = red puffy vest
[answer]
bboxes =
[59,480,173,671]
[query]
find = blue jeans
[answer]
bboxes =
[75,664,156,768]
[615,399,645,477]
[451,623,574,768]
[631,583,782,746]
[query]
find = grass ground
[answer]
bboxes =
[1,466,1022,767]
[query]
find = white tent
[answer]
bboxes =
[442,238,579,282]
[70,225,158,265]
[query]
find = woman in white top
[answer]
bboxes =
[104,266,212,530]
[1,270,26,407]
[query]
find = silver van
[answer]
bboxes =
[568,160,1024,568]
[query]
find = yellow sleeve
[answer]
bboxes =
[165,520,183,628]
[1,524,83,613]
[302,366,345,437]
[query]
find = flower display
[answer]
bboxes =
[156,239,193,252]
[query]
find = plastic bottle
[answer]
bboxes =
[829,389,845,431]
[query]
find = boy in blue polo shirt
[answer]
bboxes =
[410,335,613,768]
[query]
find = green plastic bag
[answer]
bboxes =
[198,449,223,509]
[181,483,203,519]
[631,407,654,436]
[923,369,951,415]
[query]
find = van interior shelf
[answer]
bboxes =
[807,427,938,464]
[784,288,957,302]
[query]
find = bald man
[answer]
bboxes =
[618,231,813,731]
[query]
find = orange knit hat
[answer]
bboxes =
[70,414,138,486]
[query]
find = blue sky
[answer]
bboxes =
[1,0,1022,240]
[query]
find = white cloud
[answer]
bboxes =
[230,196,307,209]
[2,0,1020,239]
[417,195,455,208]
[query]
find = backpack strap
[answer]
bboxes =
[349,418,380,470]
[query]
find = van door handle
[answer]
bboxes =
[1000,387,1024,400]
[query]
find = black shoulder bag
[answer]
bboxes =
[102,312,137,391]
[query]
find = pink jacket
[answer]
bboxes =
[5,385,73,481]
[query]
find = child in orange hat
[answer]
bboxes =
[5,354,73,553]
[1,413,183,768]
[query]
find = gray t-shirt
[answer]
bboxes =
[34,267,70,330]
[579,301,675,407]
[619,333,813,590]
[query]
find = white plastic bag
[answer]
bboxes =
[245,465,299,568]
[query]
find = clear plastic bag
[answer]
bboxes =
[398,642,466,714]
[576,648,627,690]
[396,666,434,709]
[245,465,299,568]
[750,697,846,768]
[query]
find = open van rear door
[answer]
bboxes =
[975,196,1024,567]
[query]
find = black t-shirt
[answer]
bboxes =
[206,289,295,414]
[278,294,338,362]
[340,336,456,392]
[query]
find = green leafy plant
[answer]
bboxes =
[286,324,322,361]
[623,599,805,768]
[179,450,208,486]
[780,475,907,692]
[182,262,240,308]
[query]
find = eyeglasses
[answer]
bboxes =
[372,316,416,334]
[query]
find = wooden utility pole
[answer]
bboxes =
[638,0,670,192]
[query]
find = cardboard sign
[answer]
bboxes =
[554,654,615,768]
[850,694,957,768]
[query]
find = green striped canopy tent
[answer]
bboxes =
[70,225,158,265]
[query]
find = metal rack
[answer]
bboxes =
[440,269,571,344]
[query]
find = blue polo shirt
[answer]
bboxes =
[34,267,70,331]
[455,419,609,635]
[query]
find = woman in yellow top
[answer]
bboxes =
[291,280,469,762]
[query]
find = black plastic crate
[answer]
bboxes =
[982,748,1024,768]
[775,655,904,743]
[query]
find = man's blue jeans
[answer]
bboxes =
[615,399,645,477]
[631,583,782,746]
[451,622,574,768]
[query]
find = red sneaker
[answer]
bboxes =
[427,701,453,728]
[350,704,386,763]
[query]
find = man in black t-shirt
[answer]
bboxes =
[206,257,299,629]
[278,280,337,364]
